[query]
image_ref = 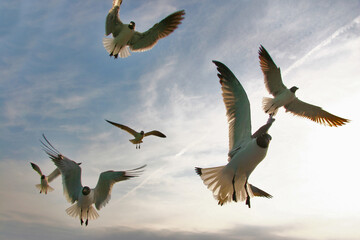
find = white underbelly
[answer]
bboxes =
[227,139,268,177]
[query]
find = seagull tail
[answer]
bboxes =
[66,204,99,220]
[262,97,278,116]
[35,184,54,194]
[102,37,131,58]
[195,166,238,206]
[195,167,273,206]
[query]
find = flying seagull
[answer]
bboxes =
[30,162,60,194]
[103,0,185,58]
[195,61,274,207]
[259,45,349,127]
[106,119,166,149]
[40,134,146,226]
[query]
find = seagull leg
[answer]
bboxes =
[232,175,237,202]
[244,179,251,208]
[85,208,89,226]
[80,209,83,225]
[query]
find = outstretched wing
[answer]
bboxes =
[144,130,166,138]
[47,168,61,182]
[259,45,287,96]
[30,162,42,176]
[285,98,349,127]
[128,10,185,52]
[213,61,252,152]
[105,0,123,36]
[106,120,138,136]
[40,134,82,203]
[93,165,146,210]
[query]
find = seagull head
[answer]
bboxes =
[129,21,135,30]
[290,86,299,93]
[82,186,91,196]
[256,133,272,148]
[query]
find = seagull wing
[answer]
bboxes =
[30,162,42,176]
[144,130,166,138]
[51,155,83,203]
[40,135,82,203]
[47,168,61,182]
[128,10,185,52]
[213,61,252,152]
[258,45,287,96]
[285,98,349,127]
[93,165,146,210]
[105,0,123,36]
[106,120,138,137]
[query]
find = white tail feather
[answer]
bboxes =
[102,37,131,58]
[262,97,278,115]
[103,37,115,54]
[66,204,99,220]
[196,166,271,205]
[35,184,54,194]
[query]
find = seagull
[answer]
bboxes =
[259,45,349,127]
[106,119,166,149]
[30,162,60,194]
[195,61,274,207]
[103,0,185,58]
[40,134,146,226]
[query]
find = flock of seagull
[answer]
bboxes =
[30,0,349,226]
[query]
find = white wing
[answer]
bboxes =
[40,134,82,203]
[213,61,252,152]
[285,98,349,127]
[51,155,82,203]
[105,0,123,36]
[93,165,146,210]
[30,162,42,176]
[128,10,185,52]
[47,168,61,182]
[258,45,287,96]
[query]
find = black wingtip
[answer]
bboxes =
[195,167,202,176]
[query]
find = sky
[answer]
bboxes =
[0,0,360,239]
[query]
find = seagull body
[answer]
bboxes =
[40,135,146,226]
[195,61,274,207]
[105,119,166,149]
[259,45,349,127]
[30,162,60,194]
[103,0,185,58]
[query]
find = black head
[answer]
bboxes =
[41,175,45,179]
[129,21,135,30]
[140,131,144,135]
[82,186,91,196]
[290,86,299,93]
[256,133,272,148]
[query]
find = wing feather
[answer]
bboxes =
[213,61,252,151]
[41,135,82,203]
[47,168,61,182]
[144,130,166,138]
[285,98,349,127]
[94,165,146,210]
[106,120,138,136]
[30,162,42,176]
[128,10,185,52]
[105,1,123,36]
[258,45,287,96]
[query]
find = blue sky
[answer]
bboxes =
[1,0,360,239]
